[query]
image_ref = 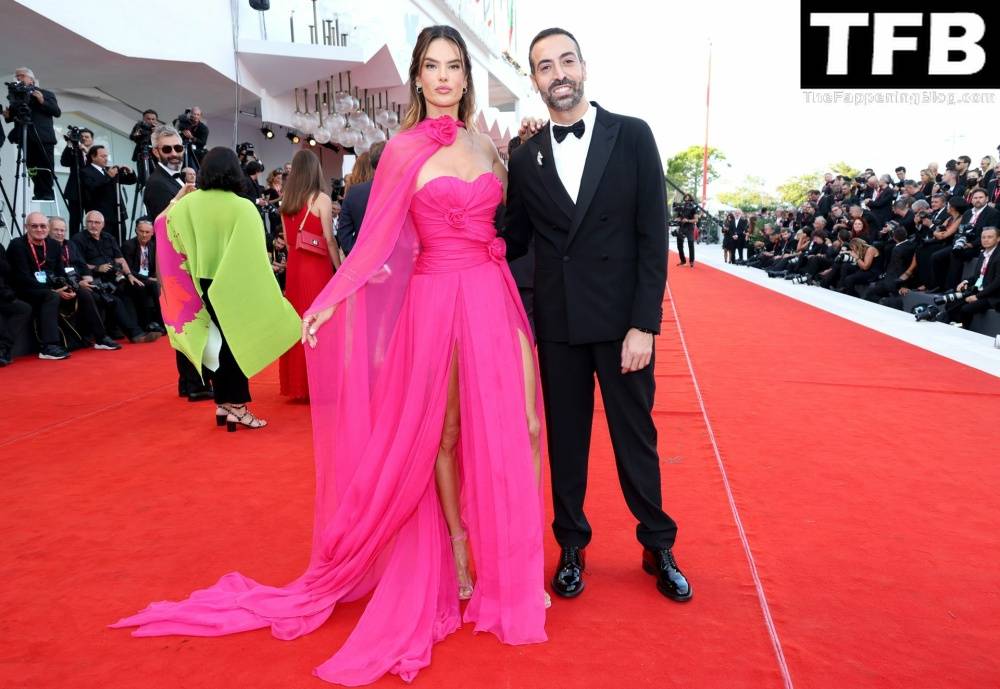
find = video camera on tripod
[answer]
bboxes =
[4,80,37,123]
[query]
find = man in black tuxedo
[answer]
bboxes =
[867,175,895,229]
[59,127,93,236]
[2,67,61,201]
[726,209,749,262]
[81,145,137,245]
[505,28,690,603]
[337,141,385,255]
[945,226,1000,327]
[142,125,213,401]
[933,189,1000,290]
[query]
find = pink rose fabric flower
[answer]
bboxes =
[445,208,467,228]
[488,237,506,263]
[424,115,462,145]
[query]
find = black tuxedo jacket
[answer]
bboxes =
[504,104,667,344]
[971,250,1000,305]
[961,205,1000,234]
[60,145,87,201]
[143,165,183,220]
[81,165,137,224]
[4,88,60,145]
[868,187,894,228]
[725,217,748,239]
[121,237,157,276]
[336,180,373,255]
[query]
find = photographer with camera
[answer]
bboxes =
[938,227,1000,328]
[673,193,699,268]
[261,168,284,239]
[3,68,61,201]
[121,217,163,334]
[862,225,917,303]
[59,126,93,236]
[47,215,122,351]
[174,106,208,166]
[931,190,999,291]
[270,232,288,291]
[129,109,159,182]
[0,242,32,366]
[81,145,138,245]
[71,210,159,344]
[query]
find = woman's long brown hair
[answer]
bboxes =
[281,149,328,216]
[400,25,477,131]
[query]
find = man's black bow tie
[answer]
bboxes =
[553,120,585,143]
[171,172,184,180]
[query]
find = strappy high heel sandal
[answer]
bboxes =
[215,405,229,427]
[451,530,474,601]
[225,404,268,432]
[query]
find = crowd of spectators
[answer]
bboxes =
[732,155,1000,333]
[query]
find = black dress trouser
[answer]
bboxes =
[676,224,695,264]
[537,339,678,551]
[0,298,32,349]
[199,278,250,405]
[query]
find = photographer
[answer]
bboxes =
[862,226,917,303]
[59,126,93,236]
[120,217,163,333]
[3,67,60,201]
[270,233,288,291]
[71,210,159,344]
[262,168,284,238]
[0,242,32,366]
[795,228,847,284]
[81,145,138,245]
[942,226,1000,328]
[47,215,122,350]
[129,109,159,181]
[673,193,699,268]
[932,191,999,290]
[175,106,208,164]
[868,175,895,229]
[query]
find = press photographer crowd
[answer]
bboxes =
[716,156,1000,334]
[0,65,370,373]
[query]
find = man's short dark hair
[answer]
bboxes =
[958,155,971,165]
[811,228,828,240]
[528,27,583,74]
[80,127,94,138]
[135,216,153,226]
[981,226,999,235]
[971,188,988,198]
[87,145,105,162]
[370,140,386,170]
[197,147,247,194]
[892,225,908,241]
[895,166,906,173]
[143,109,158,117]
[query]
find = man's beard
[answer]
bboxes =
[542,78,584,112]
[159,156,182,172]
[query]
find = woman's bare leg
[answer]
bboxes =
[434,348,472,598]
[517,329,549,608]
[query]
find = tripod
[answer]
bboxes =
[129,143,153,234]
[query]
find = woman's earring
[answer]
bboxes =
[462,86,468,94]
[416,84,423,94]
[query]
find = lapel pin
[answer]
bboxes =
[537,151,544,167]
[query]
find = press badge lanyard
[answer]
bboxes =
[30,241,49,284]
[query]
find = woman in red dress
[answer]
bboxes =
[279,149,340,398]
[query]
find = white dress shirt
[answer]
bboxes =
[550,103,597,204]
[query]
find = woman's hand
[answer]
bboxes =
[301,305,336,348]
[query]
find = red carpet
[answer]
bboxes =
[1,255,997,688]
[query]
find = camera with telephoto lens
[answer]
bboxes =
[174,109,196,134]
[835,248,857,265]
[89,279,118,305]
[5,81,36,122]
[913,304,941,322]
[46,269,81,292]
[63,125,81,144]
[237,141,256,159]
[934,287,977,306]
[952,223,977,251]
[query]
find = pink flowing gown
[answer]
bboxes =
[112,117,547,686]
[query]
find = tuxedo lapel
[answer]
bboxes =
[527,126,575,222]
[567,110,620,247]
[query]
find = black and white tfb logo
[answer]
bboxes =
[801,3,1000,88]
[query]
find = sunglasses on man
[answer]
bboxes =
[160,145,185,154]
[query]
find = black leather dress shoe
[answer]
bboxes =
[187,387,214,402]
[551,546,586,598]
[642,548,692,602]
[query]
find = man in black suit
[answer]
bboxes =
[934,189,1000,290]
[2,67,61,201]
[337,141,385,255]
[142,125,212,401]
[726,209,749,262]
[0,242,32,366]
[59,127,93,236]
[867,175,895,229]
[121,217,163,332]
[81,145,137,245]
[946,226,1000,327]
[129,109,160,182]
[505,28,690,603]
[177,106,209,165]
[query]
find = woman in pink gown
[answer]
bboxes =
[112,25,547,686]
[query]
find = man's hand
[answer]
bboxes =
[127,274,143,287]
[518,117,547,142]
[899,287,911,296]
[54,286,74,301]
[957,280,969,292]
[97,263,113,273]
[79,278,93,291]
[32,89,44,104]
[107,166,119,178]
[965,295,978,303]
[621,328,654,374]
[182,130,193,140]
